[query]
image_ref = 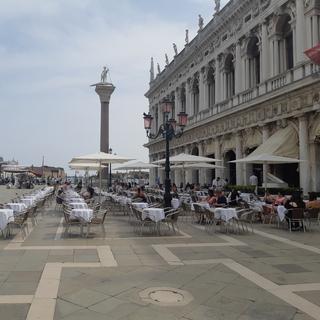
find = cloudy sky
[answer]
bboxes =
[0,0,228,172]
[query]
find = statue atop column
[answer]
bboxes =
[214,0,221,14]
[173,43,178,56]
[198,14,204,31]
[185,29,189,45]
[100,66,109,83]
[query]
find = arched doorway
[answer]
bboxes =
[224,150,236,185]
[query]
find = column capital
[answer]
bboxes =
[92,83,116,103]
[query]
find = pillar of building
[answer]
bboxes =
[215,67,221,103]
[199,70,205,112]
[175,88,181,119]
[235,41,242,94]
[215,139,222,181]
[299,116,311,195]
[235,132,244,185]
[186,80,192,117]
[262,125,270,188]
[312,15,319,46]
[261,20,269,82]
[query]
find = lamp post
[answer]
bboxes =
[143,100,188,208]
[109,147,112,190]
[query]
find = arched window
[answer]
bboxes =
[207,67,215,107]
[276,14,294,73]
[225,54,235,99]
[247,37,260,88]
[180,87,186,112]
[192,77,200,115]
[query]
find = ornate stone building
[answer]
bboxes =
[145,0,320,194]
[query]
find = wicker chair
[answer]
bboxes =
[63,211,83,236]
[286,208,306,232]
[305,208,320,229]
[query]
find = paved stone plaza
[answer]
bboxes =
[1,204,320,320]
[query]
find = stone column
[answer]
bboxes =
[186,80,192,117]
[184,145,193,185]
[199,70,205,112]
[312,15,319,46]
[261,21,269,81]
[149,155,156,186]
[295,0,306,63]
[215,139,222,180]
[215,67,221,103]
[235,41,242,94]
[175,88,181,119]
[309,142,320,192]
[299,116,311,195]
[262,125,270,187]
[93,82,115,179]
[235,132,243,185]
[198,142,206,186]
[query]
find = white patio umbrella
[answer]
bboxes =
[170,163,226,170]
[70,152,133,201]
[115,161,160,170]
[2,165,29,173]
[230,153,304,191]
[153,153,221,164]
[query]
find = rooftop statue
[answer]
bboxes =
[100,66,109,83]
[173,43,178,56]
[198,14,204,31]
[214,0,221,13]
[185,29,189,45]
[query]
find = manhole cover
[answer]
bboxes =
[150,290,184,303]
[139,287,193,306]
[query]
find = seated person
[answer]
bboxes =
[264,192,274,205]
[274,192,286,206]
[284,192,306,230]
[133,187,147,202]
[83,186,95,200]
[307,193,320,209]
[205,189,217,206]
[216,191,227,207]
[172,183,178,197]
[229,189,240,207]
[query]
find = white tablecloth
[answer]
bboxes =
[171,198,180,209]
[66,198,85,203]
[20,198,34,207]
[0,209,14,231]
[70,203,88,209]
[71,209,93,222]
[142,208,165,222]
[191,202,210,211]
[213,208,238,222]
[132,202,149,210]
[277,205,287,222]
[6,203,27,213]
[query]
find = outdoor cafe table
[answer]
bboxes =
[191,202,210,211]
[142,208,165,222]
[212,208,238,222]
[6,203,27,214]
[132,202,149,210]
[69,203,88,209]
[66,198,85,203]
[0,209,14,232]
[276,205,287,222]
[71,209,93,223]
[20,198,35,207]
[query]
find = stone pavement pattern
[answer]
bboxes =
[0,204,320,319]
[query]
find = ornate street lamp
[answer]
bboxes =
[143,100,188,207]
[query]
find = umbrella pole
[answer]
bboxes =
[99,162,102,204]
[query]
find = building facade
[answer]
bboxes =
[145,0,320,193]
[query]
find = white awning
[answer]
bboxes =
[249,125,299,159]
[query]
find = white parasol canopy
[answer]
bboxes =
[1,165,29,173]
[153,153,221,164]
[170,163,226,170]
[70,152,132,165]
[69,162,107,171]
[230,153,304,190]
[70,152,133,201]
[115,161,160,171]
